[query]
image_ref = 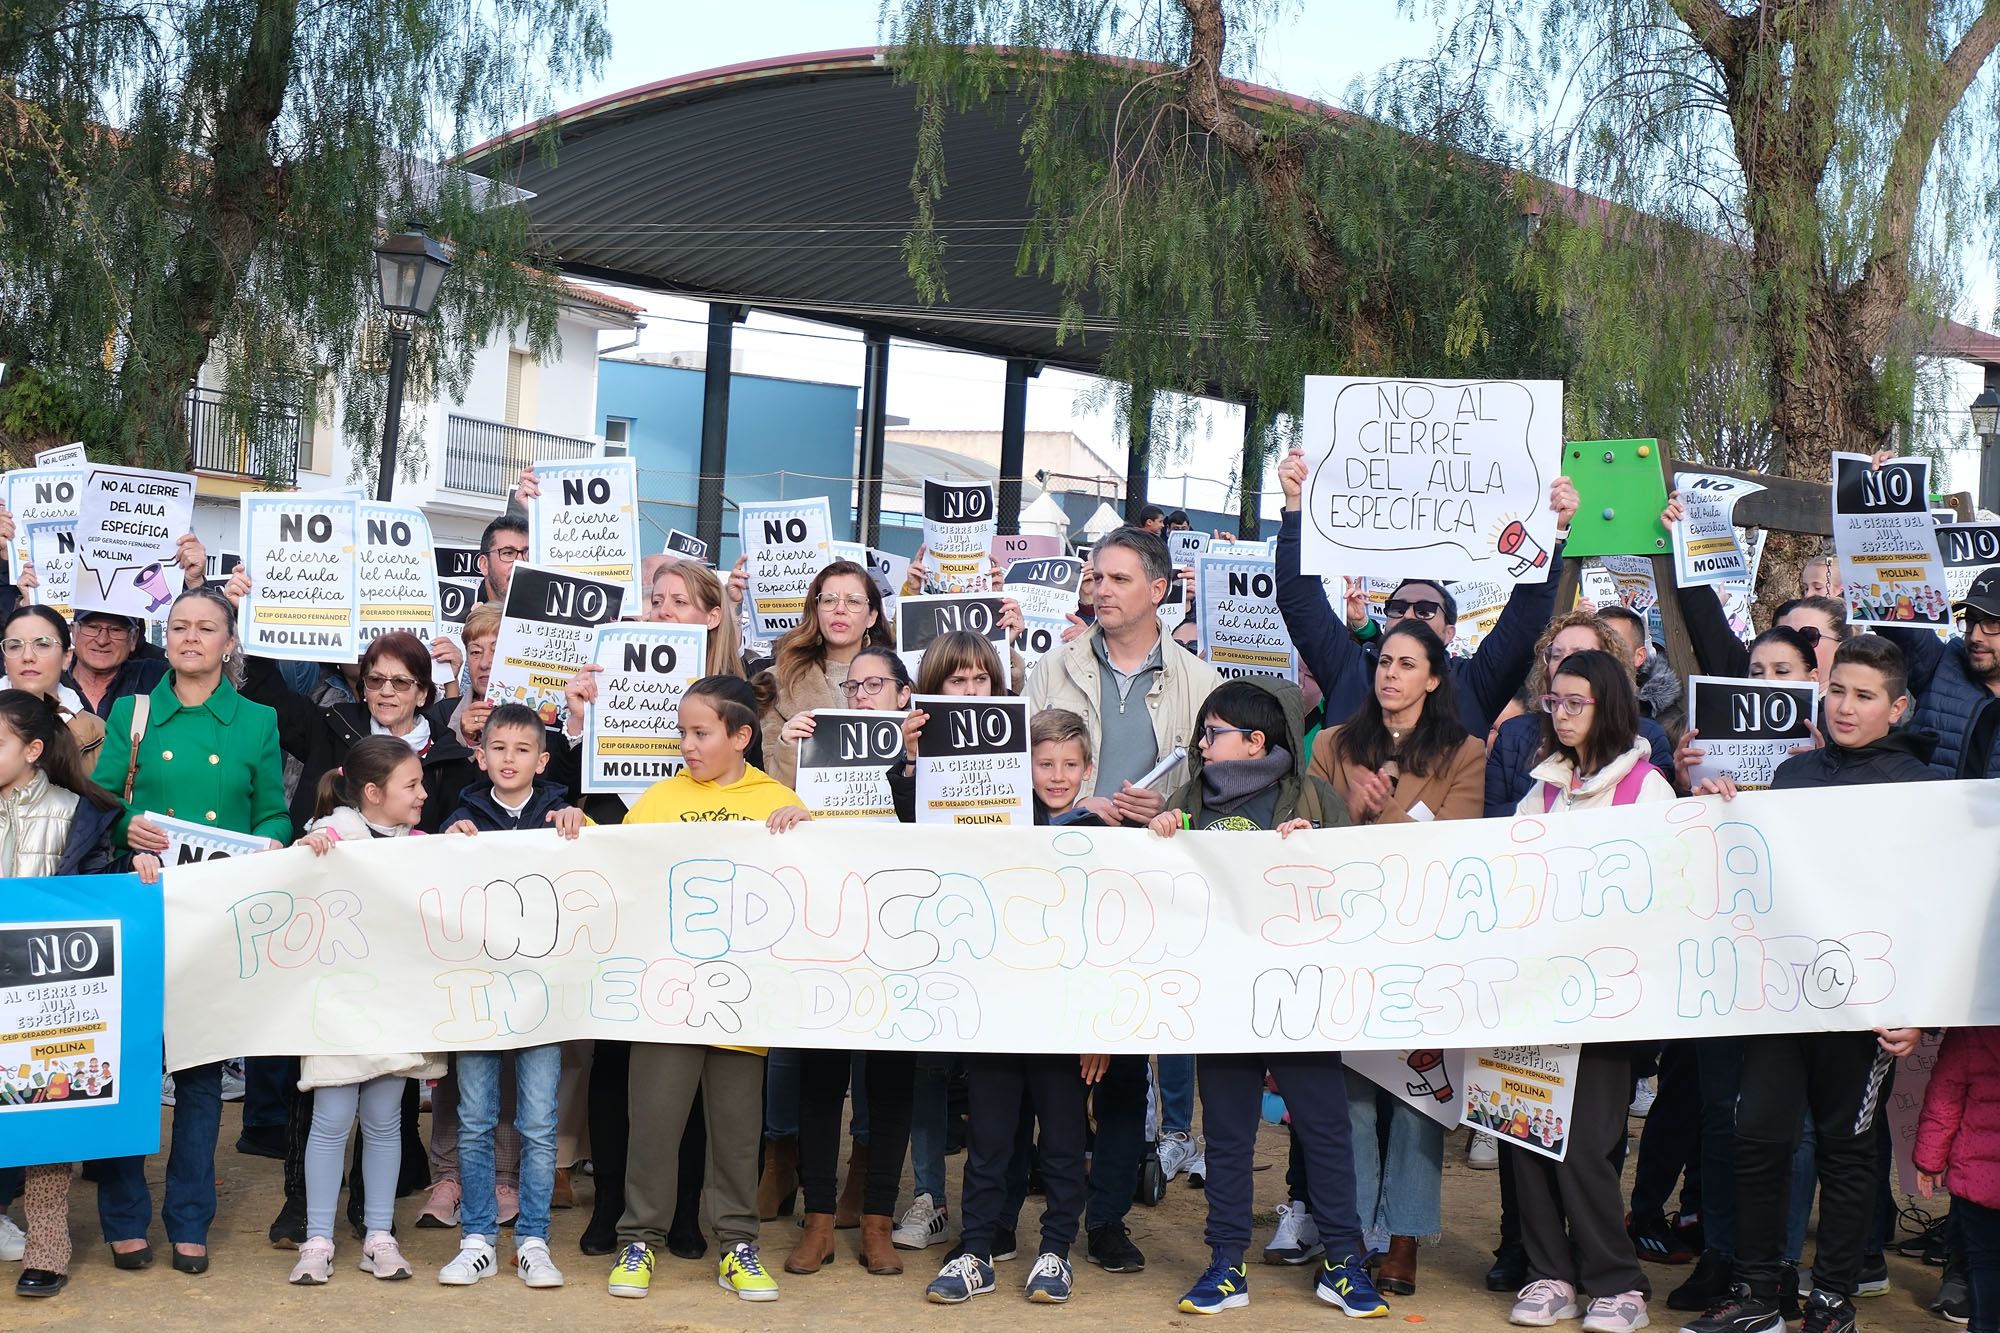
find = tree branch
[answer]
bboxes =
[1665,0,1752,81]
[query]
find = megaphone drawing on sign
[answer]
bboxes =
[1496,520,1549,580]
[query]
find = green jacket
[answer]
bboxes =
[90,674,293,854]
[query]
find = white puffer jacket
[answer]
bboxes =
[0,772,81,878]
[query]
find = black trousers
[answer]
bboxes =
[1083,1054,1148,1232]
[1631,1040,1701,1221]
[1733,1031,1890,1299]
[961,1054,1088,1259]
[799,1049,915,1217]
[1515,1047,1649,1299]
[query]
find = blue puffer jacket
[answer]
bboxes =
[1483,712,1676,817]
[1880,628,2000,779]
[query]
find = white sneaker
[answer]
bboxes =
[1157,1131,1207,1183]
[160,1073,175,1107]
[219,1058,246,1102]
[438,1236,499,1285]
[893,1192,950,1249]
[1263,1200,1324,1265]
[1469,1132,1501,1169]
[516,1237,565,1288]
[1628,1078,1657,1118]
[289,1236,334,1285]
[0,1214,25,1262]
[359,1230,412,1280]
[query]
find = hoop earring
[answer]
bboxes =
[222,652,232,663]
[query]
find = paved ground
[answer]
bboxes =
[3,1102,1958,1331]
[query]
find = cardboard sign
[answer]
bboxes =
[23,520,75,620]
[864,545,910,624]
[530,456,642,607]
[436,545,482,581]
[1832,453,1950,628]
[357,502,441,647]
[1347,1049,1470,1129]
[795,708,907,822]
[1936,520,2000,604]
[438,579,479,630]
[1299,376,1563,583]
[1196,554,1295,680]
[4,468,84,574]
[1460,1044,1581,1162]
[239,493,359,661]
[485,563,626,729]
[72,465,195,620]
[896,593,1012,687]
[147,813,273,867]
[1168,530,1211,565]
[1562,439,1672,558]
[922,479,997,592]
[1002,556,1083,668]
[913,694,1031,825]
[741,497,833,638]
[663,529,710,563]
[993,533,1062,568]
[583,622,706,792]
[1686,676,1817,791]
[1672,471,1766,588]
[1576,555,1658,614]
[33,442,86,470]
[1445,579,1508,659]
[203,550,244,583]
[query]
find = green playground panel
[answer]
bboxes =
[1561,438,1672,558]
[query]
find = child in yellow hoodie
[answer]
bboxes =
[608,675,810,1304]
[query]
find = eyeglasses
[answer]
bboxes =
[485,545,529,561]
[1385,598,1445,621]
[0,636,60,657]
[73,621,129,639]
[840,675,897,699]
[1962,612,2000,635]
[1540,692,1596,718]
[363,672,421,694]
[1201,725,1257,746]
[817,594,870,612]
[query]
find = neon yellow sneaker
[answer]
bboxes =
[607,1242,653,1298]
[718,1242,779,1302]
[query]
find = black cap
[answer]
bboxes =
[1956,567,2000,619]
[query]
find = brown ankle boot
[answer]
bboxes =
[757,1136,798,1222]
[859,1214,902,1274]
[1377,1234,1418,1294]
[833,1139,869,1229]
[786,1212,837,1274]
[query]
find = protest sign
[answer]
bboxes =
[582,622,705,793]
[72,465,195,620]
[357,502,440,647]
[436,546,482,582]
[742,497,832,638]
[1299,376,1563,583]
[530,457,641,606]
[438,579,479,631]
[147,813,275,868]
[1561,439,1672,558]
[24,520,75,619]
[993,533,1062,568]
[1686,676,1817,791]
[1168,530,1210,566]
[1346,1050,1468,1129]
[158,778,2000,1069]
[1577,556,1657,614]
[896,594,1012,687]
[238,493,359,661]
[1832,453,1951,629]
[1937,520,2000,603]
[486,563,625,730]
[1196,554,1295,680]
[34,442,86,470]
[864,545,911,623]
[795,708,907,822]
[663,529,710,563]
[1460,1045,1581,1161]
[1445,580,1508,659]
[4,468,83,572]
[1157,573,1190,639]
[1002,556,1083,668]
[921,479,997,592]
[1673,471,1767,587]
[913,694,1031,825]
[0,873,161,1166]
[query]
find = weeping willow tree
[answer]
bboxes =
[883,0,1570,530]
[0,0,609,482]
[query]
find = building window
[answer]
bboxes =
[504,349,538,427]
[603,417,632,455]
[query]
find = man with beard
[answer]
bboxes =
[1883,566,2000,780]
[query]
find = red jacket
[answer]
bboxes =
[1915,1027,2000,1210]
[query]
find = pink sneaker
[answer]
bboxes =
[289,1236,334,1285]
[1580,1291,1649,1333]
[360,1230,413,1280]
[417,1179,461,1229]
[497,1183,520,1227]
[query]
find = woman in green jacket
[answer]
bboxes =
[88,584,291,1276]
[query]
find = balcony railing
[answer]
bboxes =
[444,414,597,497]
[188,386,301,484]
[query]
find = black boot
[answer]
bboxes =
[1669,1248,1734,1311]
[1485,1239,1528,1292]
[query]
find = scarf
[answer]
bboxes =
[372,712,432,755]
[1199,747,1293,815]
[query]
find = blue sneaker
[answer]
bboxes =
[1024,1252,1073,1303]
[927,1253,996,1304]
[1316,1253,1390,1318]
[1178,1258,1250,1314]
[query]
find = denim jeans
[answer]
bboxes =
[765,1048,800,1139]
[97,1061,223,1245]
[1343,1067,1443,1251]
[909,1054,953,1203]
[1158,1056,1195,1137]
[1958,1197,2000,1333]
[458,1045,561,1242]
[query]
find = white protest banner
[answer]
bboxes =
[34,442,86,470]
[1168,530,1210,566]
[1673,471,1766,587]
[582,622,705,793]
[357,502,440,647]
[993,534,1062,568]
[921,479,997,592]
[896,594,1012,687]
[72,465,195,620]
[158,779,2000,1069]
[1196,554,1295,680]
[24,521,75,619]
[146,813,273,869]
[1002,556,1082,667]
[742,497,832,638]
[4,468,83,577]
[663,529,710,563]
[1832,453,1951,629]
[1299,376,1563,583]
[1346,1049,1468,1129]
[531,456,641,606]
[1445,580,1508,659]
[913,694,1030,825]
[1460,1045,1581,1161]
[795,708,907,822]
[1686,676,1817,792]
[1936,521,2000,604]
[486,563,625,730]
[238,493,359,661]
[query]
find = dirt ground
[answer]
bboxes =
[4,1102,1957,1332]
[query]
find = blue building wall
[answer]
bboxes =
[598,360,859,564]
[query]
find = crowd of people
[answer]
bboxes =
[0,446,1994,1333]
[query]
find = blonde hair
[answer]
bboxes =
[461,603,502,646]
[1527,610,1633,699]
[654,559,744,678]
[1030,707,1091,762]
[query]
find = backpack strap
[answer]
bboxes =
[1541,780,1559,813]
[1612,761,1658,806]
[122,692,151,805]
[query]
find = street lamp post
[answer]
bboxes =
[1974,381,2000,515]
[371,226,453,503]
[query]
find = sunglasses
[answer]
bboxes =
[1385,598,1445,621]
[1790,625,1841,648]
